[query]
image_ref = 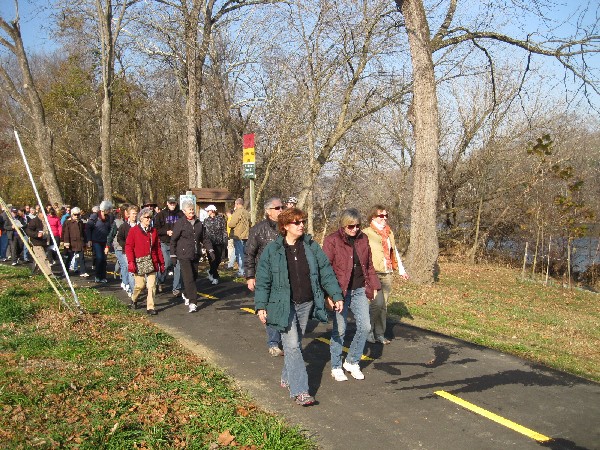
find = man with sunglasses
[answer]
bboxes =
[362,205,409,344]
[245,197,285,356]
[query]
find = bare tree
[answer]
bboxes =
[0,1,64,204]
[395,0,600,283]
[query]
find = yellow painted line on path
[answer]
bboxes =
[315,337,373,361]
[435,390,551,442]
[197,291,218,300]
[241,307,255,314]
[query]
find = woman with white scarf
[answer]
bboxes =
[362,205,409,344]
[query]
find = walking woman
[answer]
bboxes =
[323,208,381,381]
[169,201,215,313]
[254,207,343,406]
[125,207,165,315]
[203,204,228,285]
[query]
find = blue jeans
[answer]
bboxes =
[281,301,313,398]
[0,233,7,259]
[114,249,134,292]
[330,287,371,368]
[266,325,281,349]
[158,242,181,290]
[233,239,246,276]
[92,242,107,280]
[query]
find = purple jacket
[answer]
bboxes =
[322,228,381,300]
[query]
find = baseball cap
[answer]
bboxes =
[205,204,217,211]
[167,195,177,203]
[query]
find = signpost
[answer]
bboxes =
[243,133,256,223]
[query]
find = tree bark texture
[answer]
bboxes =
[401,0,439,283]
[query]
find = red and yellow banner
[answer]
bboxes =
[243,133,255,163]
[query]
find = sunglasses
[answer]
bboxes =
[269,206,284,210]
[141,216,152,219]
[72,214,80,217]
[346,224,361,230]
[377,214,388,219]
[289,220,306,226]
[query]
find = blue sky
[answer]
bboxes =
[0,0,57,52]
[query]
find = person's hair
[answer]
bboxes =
[71,207,81,215]
[367,204,387,223]
[263,197,281,217]
[181,200,195,211]
[277,207,306,235]
[99,200,113,211]
[339,208,361,228]
[49,208,57,216]
[127,205,139,214]
[234,198,244,206]
[139,207,153,219]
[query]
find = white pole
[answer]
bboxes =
[13,130,81,309]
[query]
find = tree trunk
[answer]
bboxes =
[7,18,64,205]
[100,92,113,201]
[401,0,439,284]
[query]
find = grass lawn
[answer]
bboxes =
[388,261,600,382]
[0,265,314,449]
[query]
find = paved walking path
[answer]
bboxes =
[86,267,599,449]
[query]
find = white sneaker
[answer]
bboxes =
[206,269,214,282]
[120,282,126,290]
[182,293,189,306]
[343,360,365,380]
[80,272,89,277]
[188,303,197,313]
[211,279,219,285]
[331,368,348,381]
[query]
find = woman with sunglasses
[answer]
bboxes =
[125,207,165,315]
[254,207,343,406]
[362,205,409,344]
[323,208,381,381]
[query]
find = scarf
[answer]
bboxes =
[370,220,395,272]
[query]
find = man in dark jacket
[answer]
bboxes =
[85,200,114,283]
[25,210,53,276]
[6,208,25,265]
[154,195,184,295]
[245,197,284,356]
[170,200,214,313]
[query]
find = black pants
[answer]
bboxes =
[208,243,225,280]
[8,236,22,263]
[179,258,199,305]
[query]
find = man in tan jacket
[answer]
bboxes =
[229,198,250,277]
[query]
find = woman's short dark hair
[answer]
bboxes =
[278,207,306,235]
[367,204,387,223]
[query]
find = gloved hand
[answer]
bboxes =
[128,262,136,273]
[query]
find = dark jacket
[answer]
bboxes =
[254,234,343,331]
[203,214,228,245]
[116,222,136,250]
[154,207,184,244]
[62,218,87,252]
[322,228,382,300]
[25,217,47,247]
[106,218,124,251]
[125,224,164,273]
[85,212,114,244]
[244,218,279,280]
[170,217,214,261]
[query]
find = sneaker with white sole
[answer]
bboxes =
[331,368,348,381]
[211,278,219,285]
[343,360,365,380]
[80,272,89,277]
[295,392,315,406]
[188,303,197,313]
[206,270,214,282]
[182,293,189,305]
[268,346,283,357]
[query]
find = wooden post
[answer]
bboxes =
[521,242,528,281]
[545,237,551,286]
[567,237,572,290]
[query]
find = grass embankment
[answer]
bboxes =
[388,261,600,382]
[0,265,314,449]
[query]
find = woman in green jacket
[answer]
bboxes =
[254,207,343,406]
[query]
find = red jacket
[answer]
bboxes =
[125,225,164,273]
[322,228,381,300]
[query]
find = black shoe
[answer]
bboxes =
[129,301,138,310]
[147,309,157,315]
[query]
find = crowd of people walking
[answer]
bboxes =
[0,195,408,407]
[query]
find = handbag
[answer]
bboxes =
[135,228,155,275]
[135,255,155,275]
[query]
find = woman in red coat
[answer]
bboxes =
[125,207,165,315]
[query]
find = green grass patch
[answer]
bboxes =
[0,264,314,449]
[389,261,600,382]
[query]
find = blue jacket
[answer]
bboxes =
[254,234,343,331]
[85,213,114,244]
